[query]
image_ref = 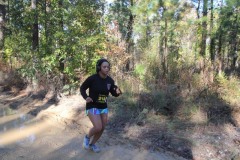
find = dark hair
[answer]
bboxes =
[96,58,110,73]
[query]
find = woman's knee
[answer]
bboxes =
[94,125,102,132]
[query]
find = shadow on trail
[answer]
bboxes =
[3,90,56,116]
[0,90,55,136]
[27,100,55,116]
[29,135,179,160]
[107,86,239,160]
[199,91,238,127]
[107,89,194,160]
[40,137,83,160]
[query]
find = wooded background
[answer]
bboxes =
[0,0,239,94]
[0,1,239,159]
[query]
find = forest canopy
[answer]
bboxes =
[0,0,239,91]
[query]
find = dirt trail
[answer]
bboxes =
[0,92,186,160]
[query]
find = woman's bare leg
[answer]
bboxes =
[90,113,108,145]
[87,114,102,138]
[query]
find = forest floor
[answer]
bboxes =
[0,87,240,160]
[0,89,186,160]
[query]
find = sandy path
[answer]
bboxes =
[0,93,186,160]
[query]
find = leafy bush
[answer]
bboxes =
[216,73,240,108]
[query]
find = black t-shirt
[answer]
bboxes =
[80,74,119,110]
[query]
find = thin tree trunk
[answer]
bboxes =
[45,0,52,55]
[158,19,164,78]
[0,1,6,59]
[126,0,133,49]
[210,0,215,62]
[216,0,223,74]
[162,18,168,77]
[195,0,201,68]
[58,0,64,73]
[58,0,65,90]
[196,0,200,19]
[30,0,39,88]
[125,0,134,71]
[158,19,162,57]
[32,0,38,52]
[200,0,208,57]
[217,30,223,74]
[231,13,238,70]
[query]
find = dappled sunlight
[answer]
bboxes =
[191,143,218,160]
[0,91,190,159]
[78,145,180,160]
[28,99,48,107]
[0,119,51,146]
[7,92,29,101]
[190,109,208,124]
[223,124,239,138]
[146,111,168,124]
[122,124,144,141]
[0,111,29,125]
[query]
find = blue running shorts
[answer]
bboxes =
[86,108,108,116]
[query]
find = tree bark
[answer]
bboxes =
[45,0,52,56]
[125,0,134,71]
[162,18,168,77]
[216,0,224,74]
[210,0,215,62]
[196,0,200,19]
[58,0,64,73]
[231,12,238,70]
[0,1,6,58]
[31,0,38,52]
[200,0,208,57]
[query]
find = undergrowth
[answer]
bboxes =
[109,63,240,129]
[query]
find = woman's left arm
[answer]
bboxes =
[110,82,122,97]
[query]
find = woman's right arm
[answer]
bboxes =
[80,76,92,100]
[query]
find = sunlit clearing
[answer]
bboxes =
[0,119,51,146]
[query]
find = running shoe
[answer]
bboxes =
[90,144,101,153]
[82,135,90,149]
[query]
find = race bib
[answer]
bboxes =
[97,94,107,103]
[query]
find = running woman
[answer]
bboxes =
[80,58,122,153]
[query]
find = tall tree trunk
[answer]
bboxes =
[210,0,215,62]
[58,0,65,91]
[45,0,52,55]
[195,0,201,66]
[58,0,64,73]
[125,0,134,71]
[162,18,168,78]
[231,13,238,70]
[0,1,6,59]
[200,0,208,57]
[158,19,164,78]
[126,0,133,48]
[30,0,39,88]
[32,0,38,52]
[208,0,215,83]
[196,0,201,19]
[216,0,224,74]
[217,31,223,73]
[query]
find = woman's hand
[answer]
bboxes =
[115,87,122,95]
[86,97,93,103]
